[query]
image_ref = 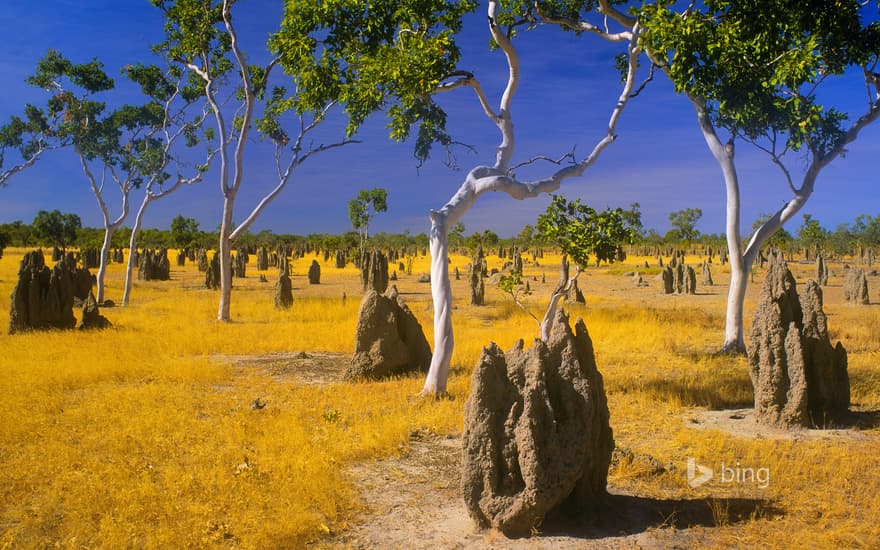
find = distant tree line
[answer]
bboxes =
[2,208,877,260]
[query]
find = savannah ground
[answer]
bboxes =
[0,246,878,548]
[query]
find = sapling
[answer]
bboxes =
[499,194,635,341]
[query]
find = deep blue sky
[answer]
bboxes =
[1,1,878,238]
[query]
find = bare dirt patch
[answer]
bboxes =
[215,351,348,385]
[685,407,880,441]
[314,432,780,550]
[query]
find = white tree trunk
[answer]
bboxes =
[122,193,154,306]
[96,225,114,303]
[685,90,864,352]
[81,158,130,305]
[723,262,749,352]
[217,197,235,321]
[423,212,455,394]
[539,260,578,342]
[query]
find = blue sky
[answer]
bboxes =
[1,1,878,238]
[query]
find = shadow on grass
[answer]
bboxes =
[836,409,880,429]
[624,377,754,410]
[539,493,782,540]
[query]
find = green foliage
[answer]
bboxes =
[465,229,500,251]
[14,50,189,192]
[668,207,702,242]
[853,213,880,246]
[641,1,880,155]
[536,194,635,268]
[270,0,478,164]
[170,215,200,249]
[150,0,232,80]
[622,202,644,239]
[498,269,528,296]
[517,224,535,246]
[348,188,389,244]
[0,221,33,247]
[32,209,81,250]
[0,104,53,183]
[449,222,466,248]
[796,214,828,252]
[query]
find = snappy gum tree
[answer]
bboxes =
[419,1,644,395]
[121,62,215,307]
[500,194,634,341]
[349,187,388,257]
[631,0,880,352]
[22,51,183,303]
[154,0,475,321]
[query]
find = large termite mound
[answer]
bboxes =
[747,252,849,428]
[462,310,613,537]
[346,285,432,380]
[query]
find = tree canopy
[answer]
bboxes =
[536,194,635,268]
[170,215,201,249]
[32,209,81,250]
[668,207,702,242]
[270,0,478,164]
[348,188,388,239]
[641,0,880,153]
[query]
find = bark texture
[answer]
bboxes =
[462,310,612,536]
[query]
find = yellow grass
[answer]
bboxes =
[0,246,877,548]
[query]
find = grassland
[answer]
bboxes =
[0,246,878,548]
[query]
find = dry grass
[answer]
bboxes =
[0,247,877,548]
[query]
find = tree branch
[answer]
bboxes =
[0,146,54,187]
[597,0,637,28]
[630,63,655,99]
[534,2,632,42]
[223,0,255,199]
[488,1,520,172]
[508,148,576,173]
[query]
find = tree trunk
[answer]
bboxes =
[422,212,454,395]
[96,225,114,304]
[722,262,748,353]
[217,196,235,321]
[720,143,746,354]
[123,194,153,306]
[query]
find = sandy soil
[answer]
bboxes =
[312,430,786,550]
[686,407,880,441]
